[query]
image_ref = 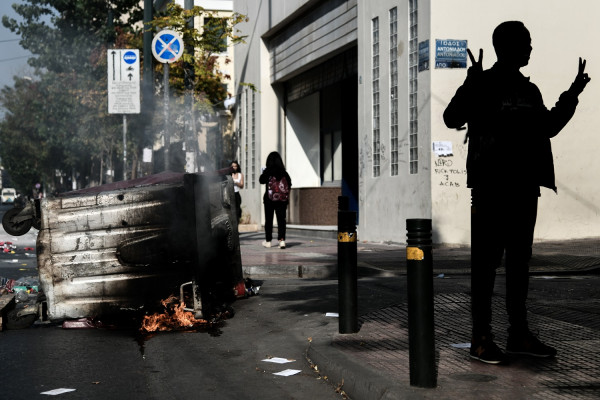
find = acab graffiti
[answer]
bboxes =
[434,158,466,188]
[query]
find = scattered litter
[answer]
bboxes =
[1,242,17,253]
[234,278,261,298]
[262,357,295,364]
[41,388,76,396]
[325,312,339,317]
[273,369,301,377]
[15,290,29,302]
[450,343,471,349]
[1,278,39,298]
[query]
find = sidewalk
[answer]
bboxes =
[239,232,600,400]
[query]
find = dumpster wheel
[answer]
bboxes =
[5,308,37,329]
[2,207,33,236]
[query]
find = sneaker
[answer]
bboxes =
[262,241,271,248]
[506,331,557,358]
[279,240,286,249]
[470,335,509,365]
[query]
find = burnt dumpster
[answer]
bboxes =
[34,171,243,321]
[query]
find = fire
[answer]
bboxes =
[141,295,208,333]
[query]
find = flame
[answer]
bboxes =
[141,295,208,333]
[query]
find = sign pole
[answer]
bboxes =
[123,114,127,181]
[152,29,184,172]
[164,64,170,172]
[107,49,140,182]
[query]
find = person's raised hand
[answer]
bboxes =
[570,57,591,95]
[467,48,483,78]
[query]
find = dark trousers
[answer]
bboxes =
[264,200,287,242]
[471,189,538,338]
[234,192,242,221]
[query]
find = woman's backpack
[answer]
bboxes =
[267,176,290,201]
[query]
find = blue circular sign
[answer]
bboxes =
[152,30,184,63]
[123,50,137,64]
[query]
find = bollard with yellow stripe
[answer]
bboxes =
[338,231,357,243]
[406,246,424,261]
[338,199,358,334]
[406,218,436,388]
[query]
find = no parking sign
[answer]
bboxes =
[152,30,184,63]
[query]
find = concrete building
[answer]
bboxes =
[233,0,600,244]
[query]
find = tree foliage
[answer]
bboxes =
[0,1,246,195]
[150,3,246,106]
[0,0,144,194]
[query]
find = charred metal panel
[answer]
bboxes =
[37,172,242,321]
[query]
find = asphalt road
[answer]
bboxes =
[0,204,598,399]
[0,204,347,399]
[0,279,349,399]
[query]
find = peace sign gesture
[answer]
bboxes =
[570,57,591,95]
[467,48,483,78]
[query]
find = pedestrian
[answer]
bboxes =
[231,161,244,221]
[443,21,590,365]
[259,151,292,249]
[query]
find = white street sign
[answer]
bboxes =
[107,49,141,114]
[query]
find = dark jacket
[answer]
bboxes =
[259,168,292,203]
[443,63,579,192]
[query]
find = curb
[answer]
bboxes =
[307,336,431,400]
[242,263,600,280]
[242,265,337,279]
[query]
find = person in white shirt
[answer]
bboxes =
[231,161,244,221]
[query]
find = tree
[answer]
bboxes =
[149,3,247,170]
[1,0,144,192]
[0,1,247,193]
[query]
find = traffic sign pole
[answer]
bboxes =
[107,49,140,181]
[152,30,184,172]
[123,115,127,181]
[164,64,170,172]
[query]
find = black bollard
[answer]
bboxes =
[406,218,436,388]
[338,196,358,333]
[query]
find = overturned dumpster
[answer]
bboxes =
[35,171,243,321]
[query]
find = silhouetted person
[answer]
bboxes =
[444,21,590,364]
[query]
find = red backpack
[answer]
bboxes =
[267,176,290,201]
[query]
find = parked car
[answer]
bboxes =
[1,188,16,204]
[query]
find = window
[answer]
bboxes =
[372,17,380,178]
[408,0,418,174]
[203,17,228,53]
[251,91,256,188]
[389,8,399,176]
[244,89,249,180]
[322,130,342,183]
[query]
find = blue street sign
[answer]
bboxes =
[435,39,468,69]
[152,30,184,64]
[123,50,137,64]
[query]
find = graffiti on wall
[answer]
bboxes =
[434,158,466,188]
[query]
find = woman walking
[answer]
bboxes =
[259,152,292,249]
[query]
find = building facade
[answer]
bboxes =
[233,0,600,244]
